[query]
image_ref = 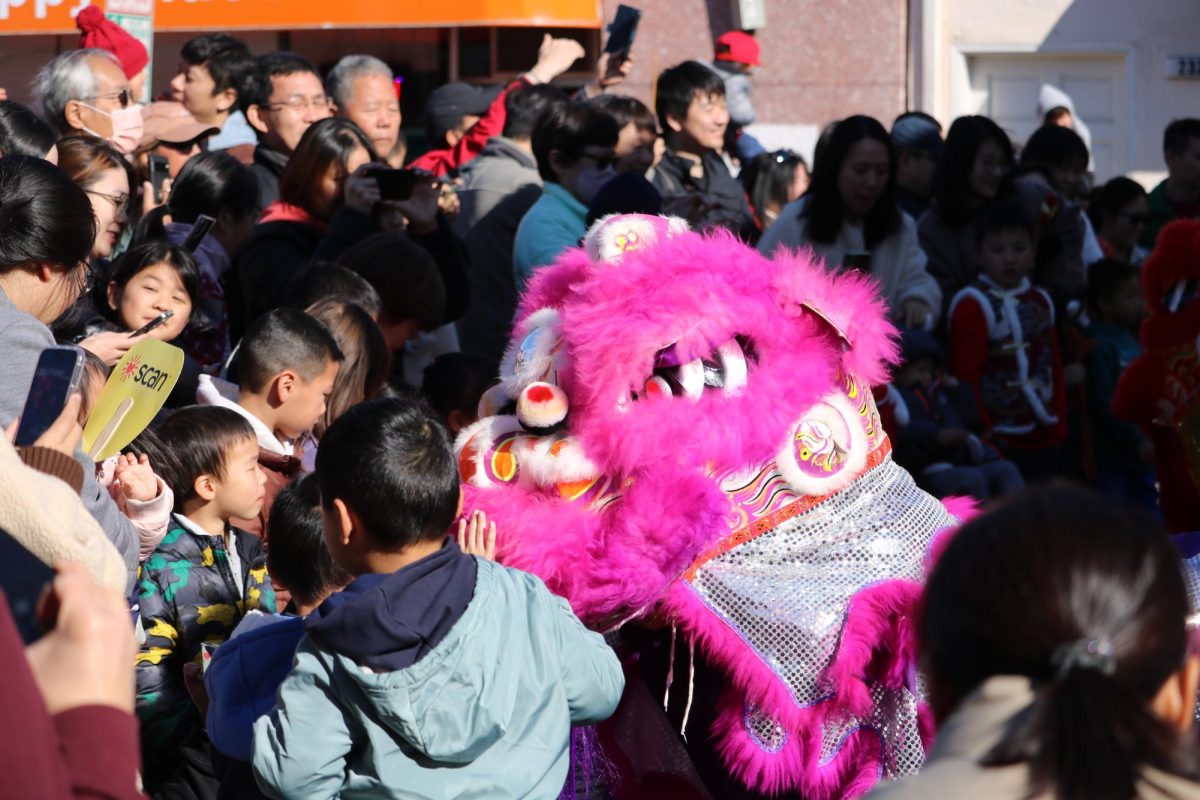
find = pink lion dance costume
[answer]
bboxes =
[456,215,967,797]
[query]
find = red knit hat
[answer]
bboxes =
[76,5,149,79]
[714,31,761,67]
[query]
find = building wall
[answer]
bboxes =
[604,0,909,130]
[918,0,1200,183]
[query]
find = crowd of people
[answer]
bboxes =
[1,12,1200,800]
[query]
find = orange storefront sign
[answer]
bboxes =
[1,0,600,33]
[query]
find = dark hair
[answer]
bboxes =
[266,473,350,605]
[304,299,389,439]
[974,199,1036,247]
[154,406,256,510]
[590,93,657,134]
[502,84,569,140]
[654,60,725,135]
[531,100,620,183]
[803,115,899,247]
[180,34,253,98]
[1019,124,1089,186]
[811,119,840,179]
[893,110,942,133]
[77,349,109,423]
[315,398,459,549]
[0,101,57,159]
[279,118,379,217]
[421,353,496,423]
[137,151,259,244]
[240,51,321,112]
[1087,257,1139,313]
[1090,176,1148,231]
[741,150,807,225]
[586,172,662,227]
[922,486,1200,800]
[287,263,381,318]
[1163,118,1200,155]
[239,308,344,393]
[339,233,445,331]
[96,240,202,330]
[933,115,1015,229]
[55,133,132,196]
[1043,106,1072,126]
[0,155,96,276]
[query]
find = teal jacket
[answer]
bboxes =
[251,557,624,799]
[512,182,588,291]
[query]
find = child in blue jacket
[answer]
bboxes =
[252,398,624,799]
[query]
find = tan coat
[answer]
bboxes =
[0,435,126,593]
[868,675,1200,800]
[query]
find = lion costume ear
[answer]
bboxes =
[583,213,690,265]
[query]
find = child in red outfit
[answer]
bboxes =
[948,200,1066,481]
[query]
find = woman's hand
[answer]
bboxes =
[79,331,148,367]
[344,163,383,217]
[25,562,137,715]
[900,299,934,330]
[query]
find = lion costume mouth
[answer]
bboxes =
[633,335,757,401]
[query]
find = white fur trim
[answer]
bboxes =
[990,283,1059,428]
[881,383,911,427]
[948,286,997,338]
[583,213,691,265]
[454,415,531,488]
[521,436,601,486]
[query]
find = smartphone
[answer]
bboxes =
[129,309,174,338]
[0,528,56,644]
[182,214,216,253]
[366,168,417,202]
[605,4,641,55]
[148,154,169,204]
[14,346,84,447]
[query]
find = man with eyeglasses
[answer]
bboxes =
[243,52,334,209]
[33,49,142,155]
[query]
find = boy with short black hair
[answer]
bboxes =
[170,34,256,159]
[421,352,497,434]
[135,405,275,795]
[948,200,1067,481]
[1085,258,1155,507]
[253,398,624,799]
[198,308,342,537]
[652,60,755,239]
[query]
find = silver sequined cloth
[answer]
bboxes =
[690,453,953,707]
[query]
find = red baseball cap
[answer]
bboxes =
[715,31,761,67]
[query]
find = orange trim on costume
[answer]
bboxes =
[683,438,892,582]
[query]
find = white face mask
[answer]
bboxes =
[80,102,144,156]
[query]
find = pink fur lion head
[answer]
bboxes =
[495,214,900,476]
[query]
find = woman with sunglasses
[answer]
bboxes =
[55,134,147,366]
[0,155,140,577]
[1091,177,1152,266]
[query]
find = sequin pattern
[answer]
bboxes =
[818,684,926,777]
[689,454,954,707]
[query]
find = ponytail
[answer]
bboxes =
[984,668,1186,800]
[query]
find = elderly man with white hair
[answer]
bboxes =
[34,48,142,155]
[325,55,404,164]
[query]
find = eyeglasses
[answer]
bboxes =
[265,95,333,113]
[76,261,100,294]
[85,189,130,210]
[83,89,133,108]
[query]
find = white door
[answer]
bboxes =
[962,53,1128,182]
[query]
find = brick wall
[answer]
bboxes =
[601,0,910,129]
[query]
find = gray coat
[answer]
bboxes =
[0,286,138,585]
[867,675,1200,800]
[453,137,543,362]
[710,60,756,128]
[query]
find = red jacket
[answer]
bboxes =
[407,76,531,177]
[948,277,1066,450]
[0,593,145,800]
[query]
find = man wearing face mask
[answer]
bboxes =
[513,102,619,290]
[34,49,144,157]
